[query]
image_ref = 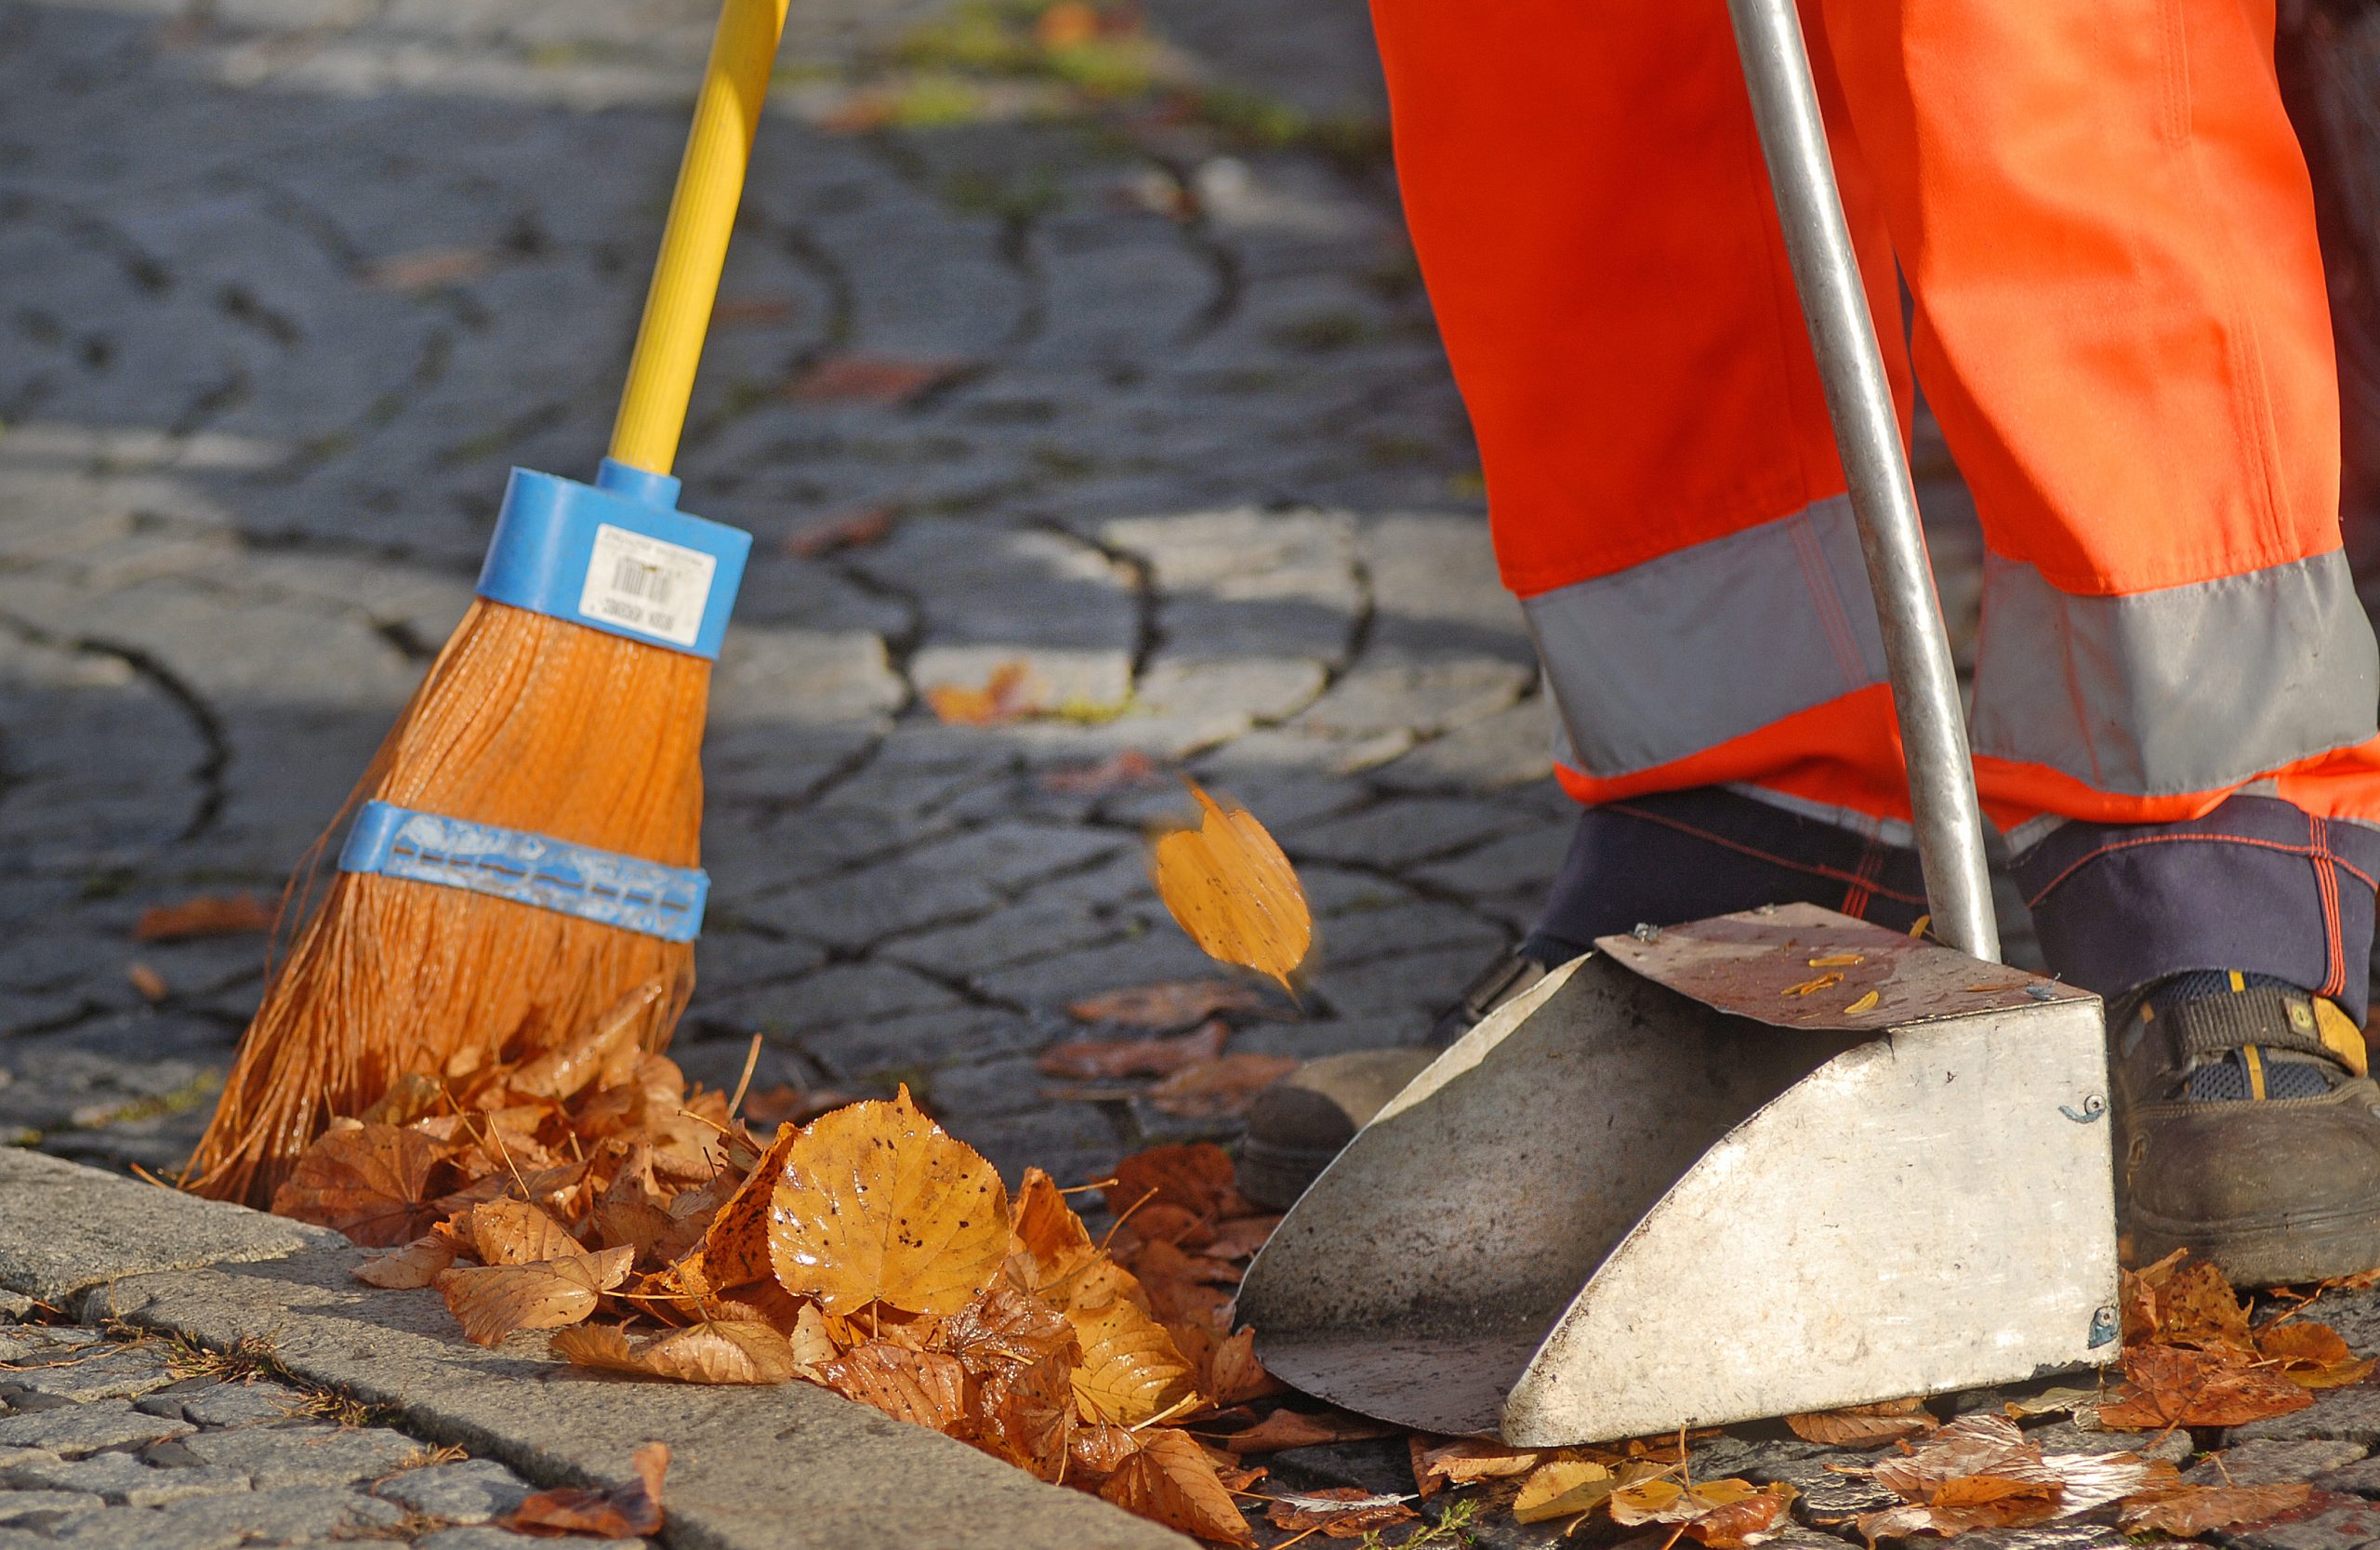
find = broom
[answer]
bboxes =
[183,0,790,1207]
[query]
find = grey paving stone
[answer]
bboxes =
[0,1449,252,1505]
[373,1457,531,1523]
[2220,1490,2380,1550]
[0,1328,101,1364]
[0,1490,106,1524]
[146,1483,406,1543]
[2312,1453,2380,1496]
[176,1420,424,1488]
[414,1526,644,1550]
[0,1341,180,1403]
[2231,1386,2380,1448]
[175,1382,306,1429]
[2189,1438,2370,1485]
[0,1398,193,1456]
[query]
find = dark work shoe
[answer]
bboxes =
[1236,944,1567,1211]
[2112,971,2380,1286]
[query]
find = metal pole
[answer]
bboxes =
[1724,0,2001,963]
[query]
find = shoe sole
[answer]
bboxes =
[2126,1199,2380,1288]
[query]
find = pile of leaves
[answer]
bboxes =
[269,987,1300,1543]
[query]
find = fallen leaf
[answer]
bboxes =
[2001,1387,2101,1420]
[1068,1422,1143,1487]
[351,1234,457,1290]
[1844,990,1882,1015]
[940,1281,1078,1373]
[364,246,493,292]
[271,1124,445,1247]
[1784,1398,1937,1448]
[1265,1486,1417,1537]
[1146,1053,1302,1119]
[1067,1295,1199,1426]
[2118,1480,2312,1535]
[1150,782,1311,992]
[505,986,655,1102]
[766,1086,1012,1317]
[469,1199,581,1266]
[1221,1407,1399,1453]
[1411,1436,1544,1498]
[816,1342,972,1435]
[787,353,971,406]
[1206,1328,1285,1406]
[738,1083,860,1130]
[2096,1343,2313,1428]
[503,1440,667,1538]
[549,1320,798,1385]
[1514,1459,1622,1522]
[1065,980,1272,1029]
[1040,750,1162,796]
[1858,1416,2175,1540]
[1037,1020,1229,1081]
[127,962,167,1001]
[1010,1166,1096,1285]
[1105,1143,1238,1220]
[1036,0,1101,47]
[433,1247,633,1346]
[703,1123,799,1288]
[134,893,275,940]
[1100,1425,1254,1546]
[1205,1215,1283,1262]
[786,503,897,559]
[2151,1258,2257,1352]
[2256,1319,2377,1388]
[1688,1490,1793,1547]
[926,661,1044,726]
[970,1348,1075,1480]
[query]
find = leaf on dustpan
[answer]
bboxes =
[502,1441,668,1538]
[766,1086,1011,1317]
[970,1349,1075,1480]
[1065,979,1271,1029]
[433,1247,632,1347]
[1411,1436,1545,1499]
[1264,1486,1417,1537]
[816,1342,972,1435]
[1206,1328,1286,1406]
[1036,1019,1228,1081]
[1145,1053,1301,1119]
[1040,749,1162,796]
[2255,1319,2377,1388]
[2117,1479,2312,1535]
[1781,972,1844,997]
[1105,1142,1239,1219]
[271,1123,445,1247]
[1066,1296,1198,1426]
[2096,1343,2312,1428]
[1784,1398,1937,1448]
[1150,782,1311,992]
[133,893,273,941]
[786,502,897,559]
[1099,1425,1254,1546]
[352,1234,457,1290]
[939,1280,1078,1372]
[1221,1407,1400,1454]
[925,661,1044,726]
[549,1320,799,1384]
[469,1199,581,1266]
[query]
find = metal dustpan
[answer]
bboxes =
[1236,0,2121,1445]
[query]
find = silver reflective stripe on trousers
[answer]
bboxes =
[1531,520,2379,798]
[1970,548,2380,797]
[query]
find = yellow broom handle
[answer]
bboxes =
[608,0,790,478]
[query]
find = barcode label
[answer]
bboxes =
[579,523,715,649]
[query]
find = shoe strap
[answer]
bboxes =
[2153,983,2337,1066]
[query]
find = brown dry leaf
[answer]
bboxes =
[939,1281,1078,1372]
[134,893,274,941]
[469,1199,581,1266]
[1144,1053,1302,1120]
[1411,1436,1543,1499]
[1036,1020,1228,1081]
[1069,1423,1143,1487]
[1206,1214,1283,1262]
[1514,1460,1622,1522]
[787,353,970,406]
[1040,749,1162,796]
[1099,1425,1254,1546]
[1150,781,1311,992]
[2096,1343,2313,1428]
[2117,1480,2312,1535]
[1065,980,1271,1029]
[1010,1166,1097,1285]
[816,1342,972,1435]
[364,245,493,292]
[970,1349,1075,1481]
[433,1247,632,1347]
[704,1123,798,1287]
[1869,1414,2037,1498]
[787,1303,840,1374]
[1105,1143,1239,1220]
[1265,1487,1417,1538]
[127,962,168,1001]
[786,503,897,559]
[767,1086,1011,1317]
[1222,1407,1400,1454]
[1687,1490,1794,1548]
[351,1234,457,1290]
[549,1320,799,1385]
[1067,1296,1198,1426]
[2256,1319,2378,1388]
[739,1082,860,1130]
[503,1440,667,1538]
[1036,0,1100,46]
[506,987,654,1102]
[271,1124,445,1247]
[1784,1398,1938,1448]
[2152,1258,2257,1352]
[1610,1477,1765,1527]
[925,661,1044,726]
[1207,1328,1285,1406]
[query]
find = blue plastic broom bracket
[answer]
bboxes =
[475,458,752,659]
[337,800,708,942]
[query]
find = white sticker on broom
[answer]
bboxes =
[580,523,715,650]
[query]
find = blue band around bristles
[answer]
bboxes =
[338,801,708,942]
[475,458,752,660]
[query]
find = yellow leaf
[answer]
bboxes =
[469,1199,581,1266]
[1807,954,1864,967]
[1844,990,1882,1015]
[1150,781,1311,992]
[1781,972,1844,998]
[1514,1460,1617,1523]
[1066,1296,1199,1425]
[765,1086,1012,1317]
[1099,1426,1253,1545]
[549,1320,800,1384]
[433,1247,632,1346]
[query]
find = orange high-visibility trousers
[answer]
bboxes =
[1372,0,2380,1005]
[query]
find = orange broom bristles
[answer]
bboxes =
[182,600,708,1206]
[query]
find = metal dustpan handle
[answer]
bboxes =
[1726,0,2002,964]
